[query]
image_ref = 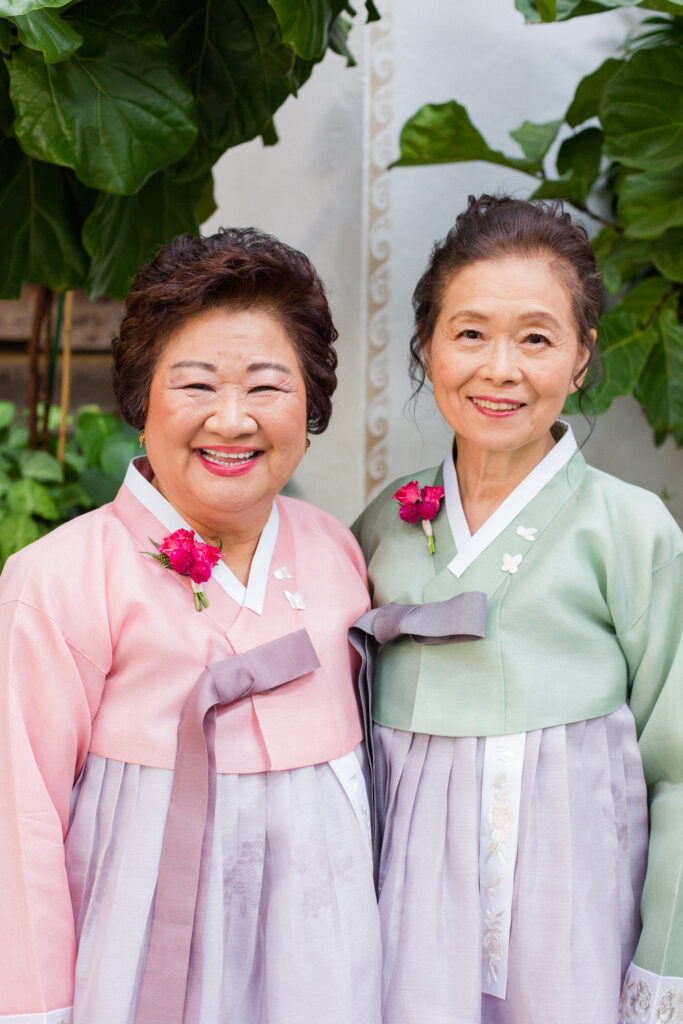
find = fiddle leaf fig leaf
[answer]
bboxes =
[601,46,683,173]
[652,227,683,283]
[509,119,562,163]
[394,101,541,174]
[0,19,13,51]
[635,300,683,441]
[515,0,636,21]
[0,136,89,298]
[619,167,683,238]
[8,8,83,62]
[555,126,604,201]
[590,312,660,414]
[266,0,347,59]
[591,226,652,293]
[535,0,558,20]
[83,169,209,299]
[566,58,624,128]
[566,277,672,415]
[0,0,72,13]
[8,1,197,194]
[141,0,295,163]
[638,0,683,12]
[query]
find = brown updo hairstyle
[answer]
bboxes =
[410,195,604,409]
[112,227,338,434]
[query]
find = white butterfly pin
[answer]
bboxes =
[516,526,537,542]
[284,590,306,610]
[274,566,292,579]
[501,553,523,574]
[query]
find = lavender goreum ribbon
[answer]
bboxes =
[135,628,320,1024]
[349,591,487,876]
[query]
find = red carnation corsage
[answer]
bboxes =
[144,528,222,611]
[392,481,445,555]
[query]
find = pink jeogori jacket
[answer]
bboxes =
[0,471,369,1017]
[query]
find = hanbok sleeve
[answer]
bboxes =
[617,546,683,1023]
[0,597,107,1021]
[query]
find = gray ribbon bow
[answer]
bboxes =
[136,628,320,1024]
[349,591,487,874]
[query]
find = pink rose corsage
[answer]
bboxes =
[392,481,445,555]
[145,528,222,611]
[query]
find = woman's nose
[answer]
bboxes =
[205,391,258,435]
[482,339,521,383]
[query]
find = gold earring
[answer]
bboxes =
[305,437,311,450]
[139,429,146,448]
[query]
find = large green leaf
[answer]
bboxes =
[8,8,82,62]
[515,0,638,20]
[393,101,541,174]
[635,301,683,439]
[555,126,604,200]
[142,0,294,173]
[509,119,562,163]
[652,227,683,282]
[0,136,89,298]
[0,0,72,13]
[638,0,683,12]
[601,46,683,173]
[7,477,59,519]
[9,0,197,194]
[83,169,208,298]
[590,311,659,412]
[573,276,674,413]
[267,0,347,59]
[619,167,683,238]
[0,511,39,563]
[565,58,624,128]
[592,226,652,293]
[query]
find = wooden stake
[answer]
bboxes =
[56,291,74,465]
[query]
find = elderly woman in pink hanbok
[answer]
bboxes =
[0,229,381,1024]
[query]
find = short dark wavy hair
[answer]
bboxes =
[410,194,605,407]
[112,228,338,433]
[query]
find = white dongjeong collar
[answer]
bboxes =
[443,423,577,578]
[123,458,278,614]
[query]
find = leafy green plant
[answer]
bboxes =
[393,0,683,445]
[0,401,139,568]
[0,0,379,301]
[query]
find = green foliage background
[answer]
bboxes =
[0,401,139,567]
[393,0,683,446]
[0,0,378,300]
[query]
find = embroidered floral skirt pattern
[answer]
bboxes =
[373,705,649,1024]
[65,750,381,1024]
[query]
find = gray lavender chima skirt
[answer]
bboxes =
[65,745,381,1024]
[374,703,649,1024]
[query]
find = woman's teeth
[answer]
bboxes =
[471,398,522,411]
[200,449,258,465]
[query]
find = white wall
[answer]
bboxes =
[206,0,683,526]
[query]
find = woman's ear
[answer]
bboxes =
[568,328,596,394]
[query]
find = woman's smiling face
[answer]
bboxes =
[423,255,590,465]
[143,306,308,543]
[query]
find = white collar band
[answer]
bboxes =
[123,458,278,614]
[443,423,577,578]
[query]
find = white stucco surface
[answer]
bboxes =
[206,1,683,526]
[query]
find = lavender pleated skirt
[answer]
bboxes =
[65,747,381,1024]
[374,705,649,1024]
